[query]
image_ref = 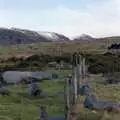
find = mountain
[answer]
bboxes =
[0,28,70,45]
[37,31,70,42]
[1,27,120,45]
[96,36,120,41]
[73,34,95,41]
[73,34,120,42]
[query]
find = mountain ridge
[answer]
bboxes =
[0,27,70,45]
[0,27,120,45]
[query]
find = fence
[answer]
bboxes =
[64,52,88,120]
[0,52,88,120]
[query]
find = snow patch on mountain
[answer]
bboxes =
[37,31,59,40]
[11,28,70,41]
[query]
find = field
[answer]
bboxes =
[0,39,119,59]
[0,41,120,120]
[77,74,120,120]
[0,70,71,120]
[0,70,120,120]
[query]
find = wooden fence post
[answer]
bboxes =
[73,66,78,103]
[71,52,78,104]
[82,57,86,82]
[77,54,82,87]
[65,77,71,120]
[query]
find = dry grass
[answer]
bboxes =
[0,40,114,59]
[74,74,120,120]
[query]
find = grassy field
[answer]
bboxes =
[0,81,65,120]
[0,70,120,120]
[77,74,120,120]
[0,39,119,59]
[0,70,71,120]
[0,40,120,119]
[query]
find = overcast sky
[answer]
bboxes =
[0,0,120,38]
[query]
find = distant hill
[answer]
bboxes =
[73,34,95,42]
[73,34,120,43]
[96,36,120,41]
[0,28,70,45]
[1,27,120,45]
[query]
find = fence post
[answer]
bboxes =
[64,77,70,120]
[74,66,78,103]
[39,106,47,120]
[72,52,78,104]
[81,57,85,84]
[77,54,82,89]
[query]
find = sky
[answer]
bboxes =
[0,0,120,38]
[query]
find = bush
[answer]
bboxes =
[15,61,29,67]
[86,54,120,74]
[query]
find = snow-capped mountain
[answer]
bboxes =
[0,28,70,45]
[37,31,69,41]
[11,28,70,42]
[73,34,95,41]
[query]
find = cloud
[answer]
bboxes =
[38,1,120,38]
[0,0,120,38]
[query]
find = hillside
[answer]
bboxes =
[73,34,95,42]
[0,28,70,45]
[96,36,120,42]
[1,27,120,46]
[73,34,120,43]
